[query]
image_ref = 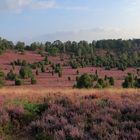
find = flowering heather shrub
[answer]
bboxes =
[1,89,140,140]
[28,92,140,140]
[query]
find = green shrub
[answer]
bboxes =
[0,78,5,87]
[22,60,27,66]
[0,70,5,87]
[54,64,62,73]
[41,65,45,73]
[15,78,23,86]
[76,74,93,88]
[122,73,135,88]
[95,78,111,88]
[15,41,25,53]
[19,66,33,79]
[49,47,60,56]
[7,70,16,81]
[58,71,62,78]
[0,70,5,78]
[31,76,37,85]
[109,77,115,86]
[70,61,79,69]
[94,83,102,89]
[105,66,111,70]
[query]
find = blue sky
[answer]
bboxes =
[0,0,140,43]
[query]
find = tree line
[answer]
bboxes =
[1,37,140,70]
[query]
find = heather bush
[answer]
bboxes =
[1,90,140,139]
[27,92,140,140]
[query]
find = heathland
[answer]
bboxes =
[1,38,140,139]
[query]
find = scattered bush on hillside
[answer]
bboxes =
[95,76,114,89]
[76,74,93,88]
[122,73,135,88]
[44,56,50,65]
[109,76,115,86]
[122,73,140,88]
[0,70,5,87]
[70,60,79,69]
[15,78,23,86]
[7,70,16,81]
[58,70,62,78]
[76,73,114,89]
[12,59,28,66]
[41,64,45,73]
[19,66,33,79]
[54,64,62,73]
[31,76,37,85]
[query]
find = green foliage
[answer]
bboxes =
[12,59,28,66]
[41,64,45,73]
[95,78,107,88]
[53,64,62,74]
[0,38,14,54]
[122,73,135,88]
[0,78,5,87]
[58,70,62,78]
[70,60,79,69]
[15,41,25,53]
[109,77,115,86]
[31,76,37,85]
[0,70,5,87]
[76,74,93,88]
[0,70,5,78]
[122,73,140,88]
[27,42,45,51]
[95,76,114,89]
[7,70,16,81]
[48,47,60,56]
[19,66,33,79]
[96,98,110,108]
[15,78,23,86]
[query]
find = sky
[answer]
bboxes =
[0,0,140,43]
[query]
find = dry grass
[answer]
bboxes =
[0,87,139,102]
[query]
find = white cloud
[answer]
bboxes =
[0,0,57,13]
[28,27,140,43]
[0,0,91,13]
[123,0,140,12]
